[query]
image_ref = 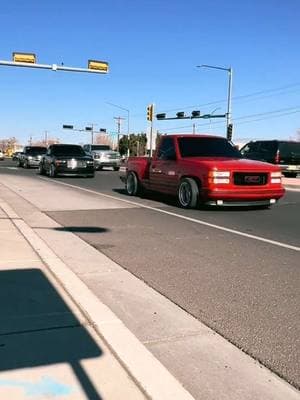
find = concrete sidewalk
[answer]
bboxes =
[0,202,194,399]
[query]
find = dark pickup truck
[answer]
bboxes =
[120,134,285,208]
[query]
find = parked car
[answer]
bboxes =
[0,150,4,161]
[83,144,121,170]
[240,140,300,178]
[120,134,285,208]
[39,144,95,178]
[18,146,47,168]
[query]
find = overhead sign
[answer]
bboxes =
[13,52,36,63]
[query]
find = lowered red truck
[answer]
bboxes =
[120,134,285,208]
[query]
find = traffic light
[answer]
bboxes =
[227,123,233,141]
[147,104,154,121]
[191,110,201,118]
[63,124,73,129]
[156,113,166,120]
[176,112,185,118]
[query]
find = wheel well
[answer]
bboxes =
[180,175,202,189]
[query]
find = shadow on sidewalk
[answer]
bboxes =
[0,268,103,399]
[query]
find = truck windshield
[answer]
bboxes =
[27,147,47,155]
[178,137,241,158]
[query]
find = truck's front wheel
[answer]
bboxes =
[178,178,199,208]
[126,172,140,196]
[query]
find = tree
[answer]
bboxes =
[0,137,20,153]
[119,133,147,156]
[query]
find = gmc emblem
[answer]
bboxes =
[244,175,260,183]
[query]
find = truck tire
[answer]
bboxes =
[178,178,199,209]
[126,171,140,196]
[38,163,46,175]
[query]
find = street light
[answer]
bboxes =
[196,64,233,139]
[106,102,130,156]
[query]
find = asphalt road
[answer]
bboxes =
[1,159,300,389]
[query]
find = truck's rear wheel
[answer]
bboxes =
[178,178,199,208]
[126,171,140,196]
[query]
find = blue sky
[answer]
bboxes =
[1,0,299,146]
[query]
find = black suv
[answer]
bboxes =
[240,140,300,177]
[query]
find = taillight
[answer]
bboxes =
[274,150,280,164]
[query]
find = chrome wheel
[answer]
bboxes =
[126,172,139,196]
[49,164,56,178]
[178,178,199,209]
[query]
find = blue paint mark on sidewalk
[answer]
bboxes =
[0,376,74,397]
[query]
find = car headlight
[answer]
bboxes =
[270,171,282,184]
[55,160,67,165]
[208,170,230,184]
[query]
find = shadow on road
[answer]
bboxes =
[0,268,103,399]
[53,226,109,233]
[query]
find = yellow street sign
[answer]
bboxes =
[12,52,36,63]
[88,59,109,73]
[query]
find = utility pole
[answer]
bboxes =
[86,123,97,144]
[114,116,125,152]
[192,123,196,134]
[44,130,48,146]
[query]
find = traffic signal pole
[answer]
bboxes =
[147,104,155,157]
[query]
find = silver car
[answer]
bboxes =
[18,146,47,168]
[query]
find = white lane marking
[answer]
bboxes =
[39,177,300,252]
[0,166,18,170]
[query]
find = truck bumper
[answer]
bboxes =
[202,187,285,206]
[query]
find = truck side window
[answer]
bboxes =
[157,137,176,160]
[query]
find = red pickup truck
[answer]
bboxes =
[120,134,285,208]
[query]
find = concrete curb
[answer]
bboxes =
[0,200,195,400]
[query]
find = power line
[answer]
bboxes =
[160,106,300,132]
[159,82,300,113]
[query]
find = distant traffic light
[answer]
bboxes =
[227,123,233,141]
[176,112,185,118]
[191,110,201,118]
[85,126,92,131]
[63,124,73,129]
[156,113,166,120]
[147,104,154,121]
